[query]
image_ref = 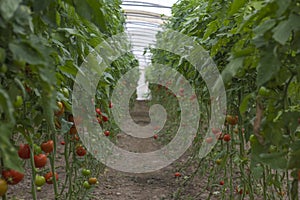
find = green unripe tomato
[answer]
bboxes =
[81,169,91,176]
[35,175,46,187]
[14,95,23,108]
[83,181,91,189]
[258,87,270,97]
[268,145,277,153]
[249,134,257,143]
[0,64,7,73]
[215,159,222,165]
[0,48,6,64]
[34,144,42,154]
[60,87,69,98]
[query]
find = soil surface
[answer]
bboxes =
[93,100,207,200]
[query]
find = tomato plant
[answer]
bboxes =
[150,0,300,199]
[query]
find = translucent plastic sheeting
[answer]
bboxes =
[121,0,177,100]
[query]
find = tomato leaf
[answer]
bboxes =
[0,0,22,21]
[228,0,246,16]
[222,57,244,83]
[272,14,300,45]
[259,152,287,169]
[256,50,280,86]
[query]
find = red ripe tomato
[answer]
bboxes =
[34,154,47,168]
[174,172,181,177]
[97,117,102,124]
[74,135,80,141]
[18,144,30,159]
[44,172,58,184]
[153,134,158,139]
[212,128,221,134]
[2,169,24,185]
[104,131,110,137]
[226,115,238,126]
[60,141,65,145]
[109,101,113,108]
[223,134,231,142]
[69,126,77,134]
[68,114,74,122]
[95,108,101,115]
[190,94,196,101]
[102,115,109,122]
[219,180,224,185]
[76,146,86,156]
[206,137,213,144]
[41,140,54,153]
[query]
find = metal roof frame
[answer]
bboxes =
[122,0,172,9]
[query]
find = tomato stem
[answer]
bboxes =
[29,141,37,200]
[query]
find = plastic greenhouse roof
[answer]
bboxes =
[121,0,177,66]
[121,0,178,100]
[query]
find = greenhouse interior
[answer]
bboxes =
[0,0,299,199]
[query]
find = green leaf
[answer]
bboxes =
[228,0,246,16]
[263,122,283,146]
[0,124,23,172]
[0,0,22,21]
[275,0,291,17]
[0,89,21,172]
[222,57,244,83]
[103,72,115,83]
[57,28,84,38]
[203,20,218,40]
[288,140,300,169]
[252,165,264,180]
[272,14,300,45]
[0,88,15,124]
[239,93,255,115]
[40,93,56,133]
[9,41,46,65]
[253,19,276,36]
[259,152,287,169]
[58,60,79,79]
[73,0,107,32]
[61,118,74,133]
[33,0,53,12]
[256,50,280,86]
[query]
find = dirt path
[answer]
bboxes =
[93,101,205,200]
[93,133,204,200]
